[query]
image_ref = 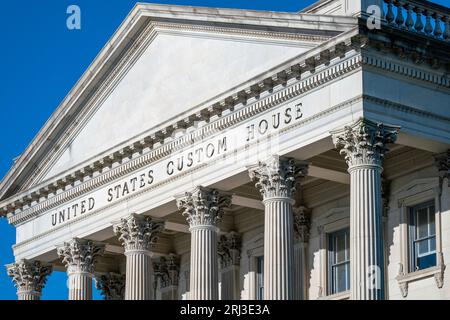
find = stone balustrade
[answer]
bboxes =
[383,0,450,41]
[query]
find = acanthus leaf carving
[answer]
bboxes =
[218,231,242,269]
[176,187,232,228]
[293,206,311,243]
[113,214,164,252]
[57,238,105,274]
[7,259,52,294]
[153,254,180,289]
[95,272,125,300]
[331,118,400,168]
[248,155,309,200]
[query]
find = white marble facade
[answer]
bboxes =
[1,0,450,300]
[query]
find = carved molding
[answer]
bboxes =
[176,186,232,228]
[7,260,52,294]
[293,205,311,243]
[3,39,364,221]
[331,118,400,168]
[218,231,242,269]
[95,272,125,300]
[248,155,309,200]
[153,254,180,289]
[381,177,391,219]
[113,214,164,252]
[57,238,105,274]
[434,149,450,187]
[396,253,446,298]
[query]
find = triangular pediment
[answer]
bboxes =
[0,3,357,200]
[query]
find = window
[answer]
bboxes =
[256,256,264,300]
[328,228,350,295]
[409,201,436,271]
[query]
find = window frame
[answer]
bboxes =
[316,207,350,300]
[256,256,264,300]
[327,228,351,295]
[408,201,437,272]
[395,177,445,298]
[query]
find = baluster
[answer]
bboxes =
[424,10,433,35]
[414,7,424,32]
[433,14,443,38]
[394,1,405,28]
[385,0,395,24]
[444,17,450,41]
[405,4,414,30]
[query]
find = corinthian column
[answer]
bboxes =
[176,187,232,300]
[331,118,399,300]
[293,206,311,300]
[113,214,164,300]
[153,254,180,300]
[6,260,52,300]
[58,238,105,300]
[218,231,241,300]
[248,155,309,300]
[95,273,126,300]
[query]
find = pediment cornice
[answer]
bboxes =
[1,3,450,220]
[0,3,357,203]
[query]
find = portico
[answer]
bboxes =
[2,0,450,301]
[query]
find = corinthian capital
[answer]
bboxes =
[331,118,400,168]
[248,155,309,200]
[95,272,125,300]
[293,206,311,243]
[176,187,232,228]
[434,150,450,186]
[57,238,105,274]
[153,254,180,289]
[7,260,52,294]
[218,231,241,269]
[113,214,164,252]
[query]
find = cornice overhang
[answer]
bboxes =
[357,17,450,70]
[0,25,365,221]
[0,3,358,205]
[1,3,449,221]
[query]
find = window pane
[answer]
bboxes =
[429,237,436,252]
[256,256,264,300]
[335,234,346,263]
[328,229,350,294]
[335,264,348,293]
[416,208,429,238]
[410,201,437,272]
[417,253,436,270]
[429,210,436,236]
[416,239,429,256]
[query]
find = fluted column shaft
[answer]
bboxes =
[190,225,219,300]
[220,265,240,300]
[125,250,153,300]
[248,156,309,300]
[113,213,164,301]
[293,205,310,300]
[68,271,93,300]
[332,118,399,300]
[176,187,232,301]
[293,242,307,300]
[57,238,105,301]
[18,292,40,300]
[263,197,294,300]
[349,164,384,300]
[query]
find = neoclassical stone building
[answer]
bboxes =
[1,0,449,300]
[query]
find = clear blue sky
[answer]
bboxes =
[0,0,448,300]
